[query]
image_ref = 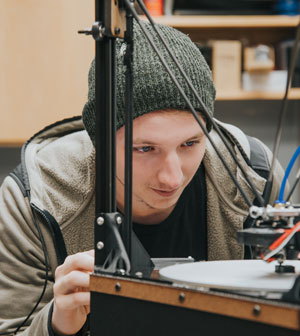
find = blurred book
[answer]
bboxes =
[171,0,278,15]
[211,40,242,91]
[195,43,213,70]
[276,39,300,87]
[275,0,300,15]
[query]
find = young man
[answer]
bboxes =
[0,22,282,335]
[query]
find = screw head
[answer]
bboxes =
[97,241,104,250]
[97,216,104,225]
[116,269,126,276]
[116,216,122,225]
[115,282,121,292]
[114,27,121,35]
[179,293,185,303]
[135,272,143,278]
[253,304,261,316]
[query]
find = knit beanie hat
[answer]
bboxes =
[82,21,216,144]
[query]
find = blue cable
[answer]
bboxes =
[277,145,300,203]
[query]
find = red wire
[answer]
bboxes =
[269,221,300,251]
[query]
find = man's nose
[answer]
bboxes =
[157,153,183,189]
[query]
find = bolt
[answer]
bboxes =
[117,269,126,276]
[114,27,121,35]
[97,241,104,250]
[115,282,121,292]
[97,216,104,225]
[253,304,261,316]
[91,22,104,41]
[116,216,122,225]
[179,293,185,303]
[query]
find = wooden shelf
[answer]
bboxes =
[216,88,300,100]
[143,15,299,45]
[4,88,300,147]
[148,15,300,29]
[146,15,300,102]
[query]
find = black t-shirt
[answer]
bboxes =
[133,163,207,261]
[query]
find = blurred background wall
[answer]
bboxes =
[0,0,94,144]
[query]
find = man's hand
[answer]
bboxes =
[52,250,94,335]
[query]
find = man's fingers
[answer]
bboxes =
[55,292,91,311]
[54,270,90,295]
[51,250,94,335]
[55,250,94,278]
[86,249,95,257]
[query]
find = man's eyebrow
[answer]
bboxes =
[132,139,157,145]
[133,133,205,144]
[185,133,204,141]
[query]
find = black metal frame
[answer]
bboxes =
[87,0,300,272]
[76,0,300,335]
[91,0,131,273]
[123,4,134,260]
[90,0,154,276]
[89,0,268,276]
[76,1,300,334]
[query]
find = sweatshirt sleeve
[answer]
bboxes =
[0,176,54,335]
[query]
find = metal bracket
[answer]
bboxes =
[94,212,131,274]
[107,0,127,38]
[78,0,126,39]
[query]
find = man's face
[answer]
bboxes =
[116,109,207,224]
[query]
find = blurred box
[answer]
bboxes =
[164,0,174,15]
[242,70,288,91]
[212,40,242,91]
[144,0,164,16]
[244,45,275,72]
[195,42,213,70]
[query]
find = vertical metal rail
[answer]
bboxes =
[94,0,117,266]
[123,4,134,258]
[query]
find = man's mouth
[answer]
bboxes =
[151,188,178,197]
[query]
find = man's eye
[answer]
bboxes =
[183,140,199,147]
[134,146,153,153]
